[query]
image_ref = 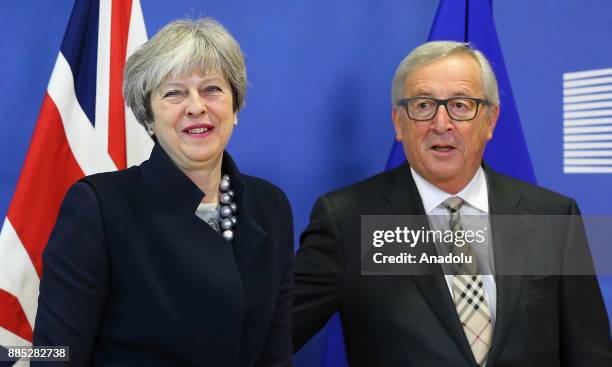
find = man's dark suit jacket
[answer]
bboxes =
[33,144,294,367]
[293,162,612,367]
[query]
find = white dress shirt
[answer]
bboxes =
[410,167,497,326]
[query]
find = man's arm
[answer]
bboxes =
[293,195,344,352]
[560,200,612,365]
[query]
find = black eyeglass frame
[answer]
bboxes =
[397,97,490,121]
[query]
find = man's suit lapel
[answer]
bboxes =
[484,166,533,366]
[381,163,538,366]
[379,164,477,365]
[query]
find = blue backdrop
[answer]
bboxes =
[1,1,611,366]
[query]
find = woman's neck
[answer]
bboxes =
[183,161,223,204]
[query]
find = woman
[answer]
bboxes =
[33,18,293,366]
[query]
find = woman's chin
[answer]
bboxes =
[181,149,223,168]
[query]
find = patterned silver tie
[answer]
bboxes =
[442,197,492,367]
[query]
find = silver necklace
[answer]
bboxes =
[219,174,237,241]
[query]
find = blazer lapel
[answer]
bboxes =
[484,166,532,366]
[230,191,267,275]
[141,144,268,276]
[220,153,268,276]
[380,164,477,365]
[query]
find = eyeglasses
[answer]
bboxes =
[397,97,490,122]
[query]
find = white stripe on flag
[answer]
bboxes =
[563,85,612,96]
[563,100,612,111]
[564,158,612,165]
[564,68,612,80]
[125,0,153,167]
[48,54,117,175]
[564,109,612,119]
[563,76,612,88]
[564,93,612,103]
[564,150,612,157]
[564,166,612,173]
[0,324,31,351]
[564,118,612,127]
[94,0,112,152]
[564,126,612,134]
[564,142,612,149]
[0,219,39,328]
[563,134,612,142]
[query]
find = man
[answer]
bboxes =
[293,41,612,366]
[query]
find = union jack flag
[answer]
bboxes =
[0,0,152,352]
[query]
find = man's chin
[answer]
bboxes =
[423,158,463,176]
[421,165,468,187]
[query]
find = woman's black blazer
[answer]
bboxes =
[33,144,294,367]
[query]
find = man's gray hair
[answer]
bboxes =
[123,18,246,129]
[391,41,499,108]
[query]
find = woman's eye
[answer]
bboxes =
[204,85,223,93]
[163,90,184,98]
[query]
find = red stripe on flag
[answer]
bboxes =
[7,93,84,277]
[107,0,132,170]
[0,289,32,341]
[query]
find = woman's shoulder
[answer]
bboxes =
[241,174,289,204]
[241,174,293,223]
[81,165,142,186]
[77,165,144,201]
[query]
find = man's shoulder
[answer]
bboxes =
[487,169,577,213]
[330,166,398,195]
[317,165,408,211]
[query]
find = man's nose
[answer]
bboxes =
[430,104,453,133]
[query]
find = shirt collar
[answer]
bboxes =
[141,144,246,214]
[410,166,489,214]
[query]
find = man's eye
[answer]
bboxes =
[453,101,473,111]
[417,101,434,109]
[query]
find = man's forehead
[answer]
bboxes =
[404,55,484,96]
[409,82,479,96]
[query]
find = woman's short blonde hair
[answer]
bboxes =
[123,18,247,129]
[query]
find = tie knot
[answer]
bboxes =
[442,196,464,213]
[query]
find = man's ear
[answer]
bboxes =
[485,104,500,141]
[392,106,403,142]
